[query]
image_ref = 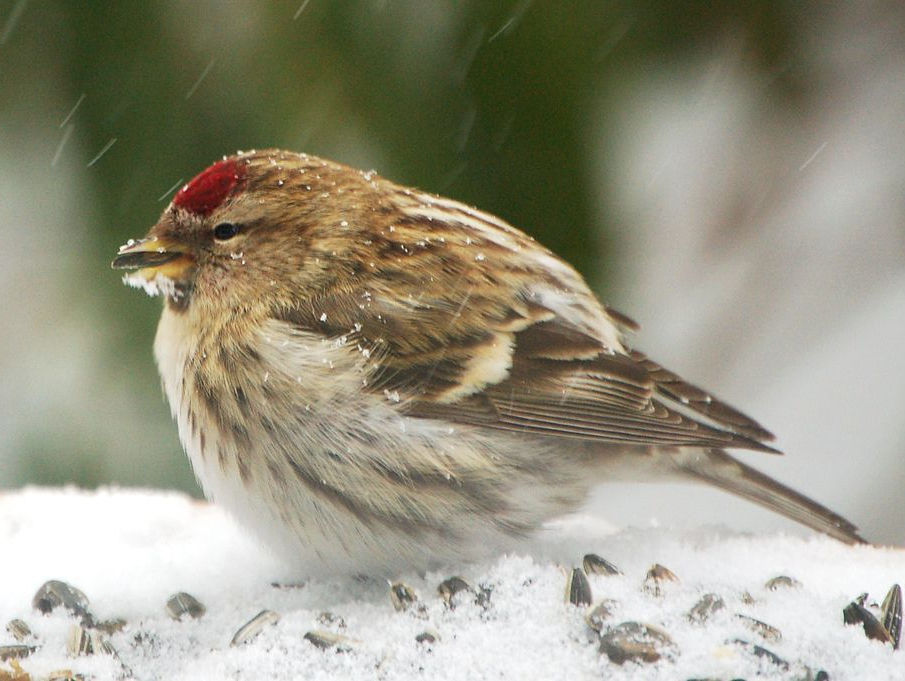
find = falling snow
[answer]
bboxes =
[86,138,117,167]
[185,58,216,100]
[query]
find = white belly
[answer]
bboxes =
[153,307,594,576]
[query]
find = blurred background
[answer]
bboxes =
[1,1,903,543]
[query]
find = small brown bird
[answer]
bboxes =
[113,149,863,574]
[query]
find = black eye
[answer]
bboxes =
[213,222,241,241]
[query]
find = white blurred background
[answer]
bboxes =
[590,5,905,544]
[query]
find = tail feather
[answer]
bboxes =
[678,448,866,544]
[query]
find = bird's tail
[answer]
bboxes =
[676,448,866,544]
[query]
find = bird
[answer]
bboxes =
[112,149,864,575]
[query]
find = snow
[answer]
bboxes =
[1,487,902,680]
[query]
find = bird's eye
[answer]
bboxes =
[213,222,241,241]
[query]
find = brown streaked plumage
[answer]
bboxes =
[113,149,864,575]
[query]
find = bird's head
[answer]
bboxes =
[112,149,380,313]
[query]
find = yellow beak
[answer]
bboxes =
[111,235,194,282]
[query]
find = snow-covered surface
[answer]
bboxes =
[1,487,902,680]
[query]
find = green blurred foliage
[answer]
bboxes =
[0,0,802,493]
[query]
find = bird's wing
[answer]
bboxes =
[272,182,774,451]
[275,269,775,453]
[401,311,776,452]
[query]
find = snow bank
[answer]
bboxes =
[0,487,901,680]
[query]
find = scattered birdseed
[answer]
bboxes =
[165,592,206,621]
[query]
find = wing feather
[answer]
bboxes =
[270,191,775,453]
[274,284,776,453]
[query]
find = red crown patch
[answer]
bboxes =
[173,158,245,215]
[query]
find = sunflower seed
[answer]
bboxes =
[304,629,353,651]
[437,577,471,608]
[843,600,893,645]
[165,592,206,620]
[47,671,88,681]
[565,567,593,607]
[5,619,32,642]
[599,622,676,664]
[0,645,37,661]
[66,625,114,657]
[765,575,802,591]
[33,580,90,618]
[93,618,127,635]
[643,564,679,597]
[736,614,782,642]
[582,554,621,576]
[415,629,440,644]
[389,581,419,612]
[880,584,902,649]
[729,638,789,670]
[230,609,280,646]
[687,593,725,624]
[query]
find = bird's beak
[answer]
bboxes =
[111,235,195,296]
[112,235,192,274]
